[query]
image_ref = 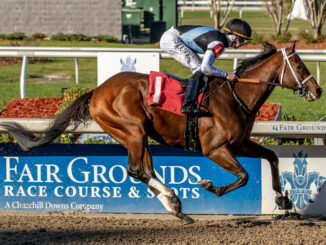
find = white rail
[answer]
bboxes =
[178,0,268,8]
[178,0,269,8]
[0,119,325,138]
[0,46,325,98]
[177,0,270,17]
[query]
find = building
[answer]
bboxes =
[0,0,122,39]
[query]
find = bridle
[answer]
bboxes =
[230,47,314,96]
[279,48,313,88]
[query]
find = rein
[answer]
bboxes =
[224,77,298,117]
[227,80,253,116]
[236,78,300,90]
[226,77,302,116]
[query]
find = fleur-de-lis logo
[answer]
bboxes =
[280,151,325,210]
[120,56,136,72]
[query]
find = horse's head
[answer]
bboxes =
[278,42,322,101]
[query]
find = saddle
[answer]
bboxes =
[147,71,210,152]
[165,71,208,95]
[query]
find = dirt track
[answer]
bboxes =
[0,212,325,244]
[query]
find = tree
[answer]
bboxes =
[209,0,234,29]
[306,0,326,39]
[266,0,295,35]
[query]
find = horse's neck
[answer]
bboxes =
[237,54,281,114]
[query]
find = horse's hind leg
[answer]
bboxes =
[199,144,249,196]
[94,117,194,224]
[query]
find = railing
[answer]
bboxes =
[177,0,271,17]
[0,46,325,98]
[178,0,269,8]
[0,119,325,140]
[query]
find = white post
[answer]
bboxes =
[317,61,320,85]
[315,116,326,145]
[75,58,79,84]
[233,58,239,71]
[239,8,243,18]
[314,138,324,145]
[20,56,28,99]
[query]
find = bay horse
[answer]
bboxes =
[0,42,322,224]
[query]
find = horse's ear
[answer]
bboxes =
[291,40,297,53]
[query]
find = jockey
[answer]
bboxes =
[160,19,252,115]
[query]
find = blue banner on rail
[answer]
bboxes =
[0,144,261,214]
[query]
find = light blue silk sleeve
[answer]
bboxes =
[200,50,227,77]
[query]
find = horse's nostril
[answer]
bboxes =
[316,88,323,97]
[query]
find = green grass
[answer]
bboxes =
[181,11,326,39]
[1,40,157,48]
[161,58,326,121]
[0,58,98,108]
[267,87,326,121]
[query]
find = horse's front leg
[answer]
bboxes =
[198,144,249,196]
[231,139,293,210]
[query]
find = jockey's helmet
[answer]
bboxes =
[224,19,252,44]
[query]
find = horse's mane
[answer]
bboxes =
[235,42,277,75]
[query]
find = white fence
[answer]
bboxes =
[178,0,268,9]
[0,46,325,98]
[0,119,325,140]
[177,0,270,17]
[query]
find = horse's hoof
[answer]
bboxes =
[181,215,195,225]
[274,211,301,220]
[276,196,293,210]
[198,180,212,190]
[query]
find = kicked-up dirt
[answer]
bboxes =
[0,212,325,244]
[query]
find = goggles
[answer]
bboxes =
[224,27,251,45]
[227,34,249,47]
[237,37,248,45]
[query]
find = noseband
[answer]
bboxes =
[279,48,313,88]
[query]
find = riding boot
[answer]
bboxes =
[181,71,203,115]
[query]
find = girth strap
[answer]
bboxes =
[184,115,200,152]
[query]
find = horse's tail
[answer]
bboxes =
[0,90,94,151]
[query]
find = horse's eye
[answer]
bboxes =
[297,64,305,72]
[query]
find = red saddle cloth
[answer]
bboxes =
[147,71,203,116]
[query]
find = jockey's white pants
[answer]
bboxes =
[160,27,202,74]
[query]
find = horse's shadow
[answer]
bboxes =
[207,218,272,228]
[236,220,271,226]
